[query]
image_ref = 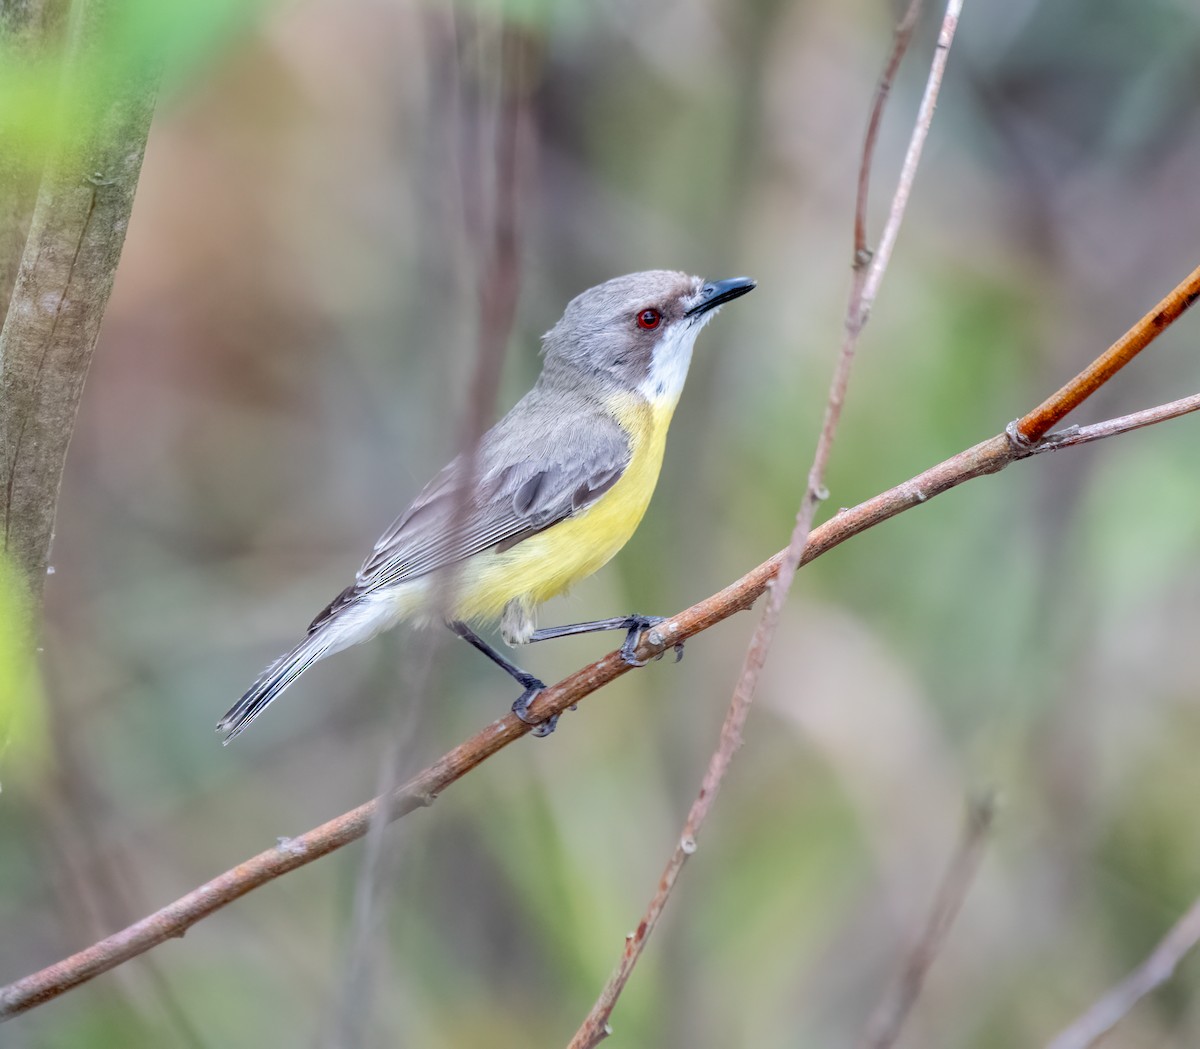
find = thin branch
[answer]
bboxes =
[1012,261,1200,444]
[858,793,996,1049]
[568,1,965,1044]
[1028,392,1200,453]
[1046,893,1200,1049]
[854,0,923,262]
[2,383,1197,1020]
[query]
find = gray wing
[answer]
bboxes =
[311,399,630,628]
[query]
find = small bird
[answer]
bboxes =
[218,270,755,742]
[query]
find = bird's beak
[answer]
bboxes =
[685,276,757,318]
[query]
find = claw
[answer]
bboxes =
[619,614,668,667]
[512,681,557,736]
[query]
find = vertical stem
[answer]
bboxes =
[0,0,159,612]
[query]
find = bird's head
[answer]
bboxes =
[541,270,756,406]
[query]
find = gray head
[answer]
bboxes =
[541,270,756,404]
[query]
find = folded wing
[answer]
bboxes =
[311,402,630,629]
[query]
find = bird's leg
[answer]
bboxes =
[446,621,557,736]
[528,614,685,668]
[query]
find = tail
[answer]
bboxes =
[217,629,337,744]
[219,585,420,743]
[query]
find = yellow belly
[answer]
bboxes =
[449,392,674,625]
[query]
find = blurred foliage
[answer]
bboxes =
[0,0,271,170]
[0,557,48,788]
[3,0,1200,1047]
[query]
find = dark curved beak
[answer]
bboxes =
[686,276,757,317]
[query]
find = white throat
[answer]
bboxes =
[636,317,709,407]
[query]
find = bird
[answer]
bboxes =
[217,269,756,742]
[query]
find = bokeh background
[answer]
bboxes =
[4,0,1200,1046]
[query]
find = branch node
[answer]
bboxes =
[1042,423,1081,445]
[1004,419,1036,451]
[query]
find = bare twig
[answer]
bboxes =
[0,0,159,610]
[1027,392,1200,453]
[1012,261,1200,444]
[2,381,1197,1020]
[1046,893,1200,1049]
[858,793,996,1049]
[567,2,965,1044]
[854,0,923,262]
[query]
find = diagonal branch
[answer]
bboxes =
[1012,261,1200,444]
[1027,392,1200,453]
[1,381,1197,1021]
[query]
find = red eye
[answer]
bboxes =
[637,308,662,330]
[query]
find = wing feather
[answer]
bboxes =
[318,398,631,625]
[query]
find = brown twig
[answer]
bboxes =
[858,793,996,1049]
[1027,392,1200,452]
[567,1,964,1044]
[1046,893,1200,1049]
[1,379,1197,1020]
[1012,261,1200,444]
[854,0,923,263]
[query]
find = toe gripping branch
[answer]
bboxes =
[449,612,685,738]
[447,620,555,735]
[529,614,685,667]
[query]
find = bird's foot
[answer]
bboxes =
[620,615,686,667]
[511,676,557,737]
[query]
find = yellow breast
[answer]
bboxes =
[450,392,676,625]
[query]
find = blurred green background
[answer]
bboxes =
[4,0,1200,1046]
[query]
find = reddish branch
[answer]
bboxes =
[1012,260,1200,443]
